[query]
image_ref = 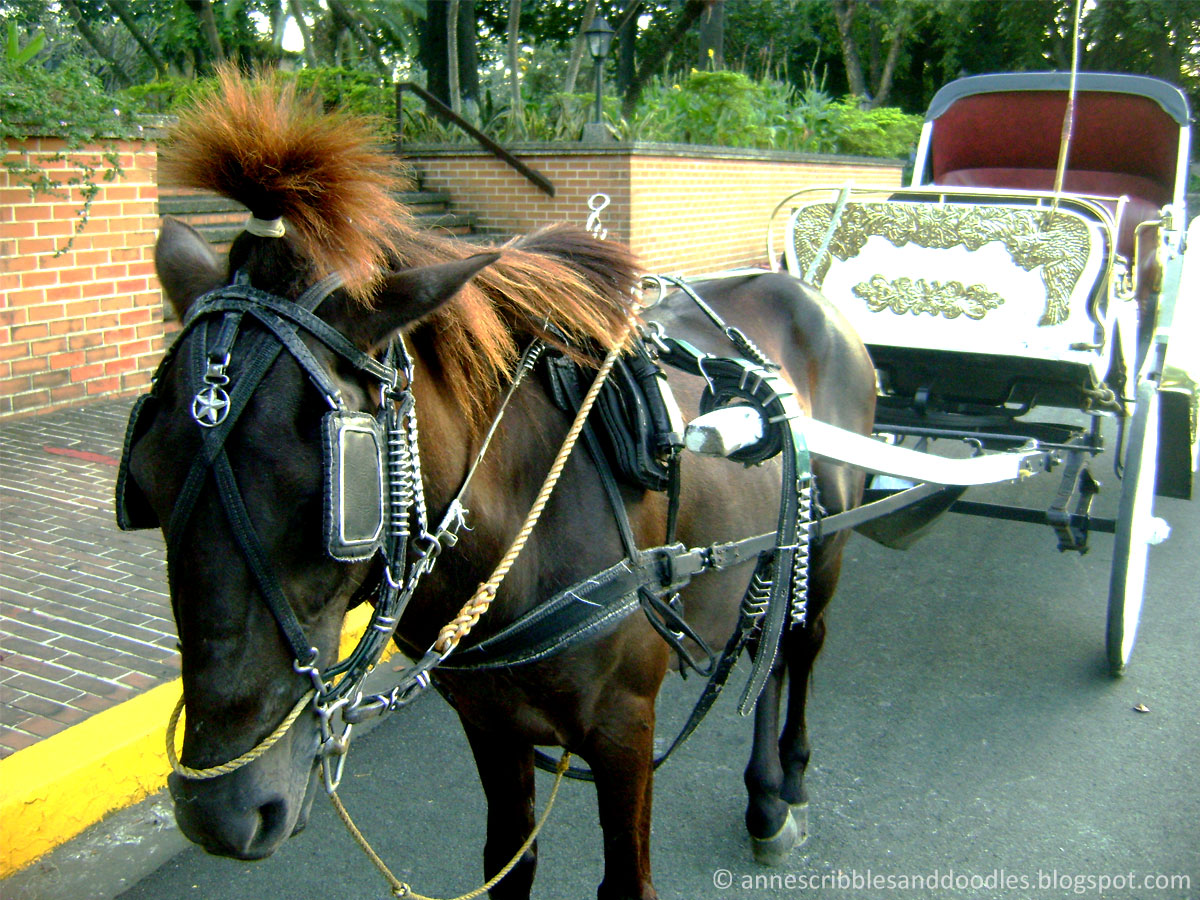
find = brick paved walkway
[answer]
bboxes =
[0,398,177,758]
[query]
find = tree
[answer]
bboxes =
[697,0,724,70]
[183,0,224,63]
[418,0,481,118]
[562,0,599,96]
[108,0,168,79]
[620,0,709,118]
[59,0,132,86]
[829,0,929,108]
[505,0,522,126]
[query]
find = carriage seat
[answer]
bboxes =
[937,167,1164,303]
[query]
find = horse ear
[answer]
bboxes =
[346,252,500,348]
[155,217,226,319]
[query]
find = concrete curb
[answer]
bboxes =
[0,679,182,877]
[0,606,392,881]
[1,792,186,900]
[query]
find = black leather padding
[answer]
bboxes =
[544,345,683,493]
[115,393,160,531]
[322,409,387,561]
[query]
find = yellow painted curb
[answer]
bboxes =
[0,677,182,877]
[0,606,392,877]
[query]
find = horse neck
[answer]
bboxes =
[399,339,566,648]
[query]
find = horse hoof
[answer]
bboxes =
[790,803,809,848]
[750,810,799,866]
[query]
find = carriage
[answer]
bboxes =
[119,67,1196,899]
[761,71,1197,677]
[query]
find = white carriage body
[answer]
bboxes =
[771,72,1193,434]
[781,188,1125,411]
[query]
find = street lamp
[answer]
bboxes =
[583,16,615,126]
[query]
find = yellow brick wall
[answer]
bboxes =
[407,146,904,273]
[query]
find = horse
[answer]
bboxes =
[123,68,875,900]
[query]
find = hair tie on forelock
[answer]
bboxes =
[245,216,286,238]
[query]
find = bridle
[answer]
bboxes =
[117,270,456,789]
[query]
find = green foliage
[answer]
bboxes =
[5,21,46,66]
[120,77,217,113]
[1,50,138,255]
[126,67,394,133]
[827,101,923,159]
[293,67,392,120]
[399,64,917,159]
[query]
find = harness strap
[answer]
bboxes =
[544,355,641,558]
[441,544,699,670]
[186,288,394,386]
[166,331,287,571]
[212,451,316,663]
[440,530,777,671]
[532,554,772,782]
[654,335,813,714]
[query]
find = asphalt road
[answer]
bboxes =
[117,448,1198,900]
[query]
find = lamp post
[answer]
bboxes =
[583,16,615,136]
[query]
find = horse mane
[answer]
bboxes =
[381,224,635,419]
[158,66,641,426]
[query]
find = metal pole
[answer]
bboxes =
[394,83,403,155]
[593,59,604,123]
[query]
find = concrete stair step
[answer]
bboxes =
[160,184,479,241]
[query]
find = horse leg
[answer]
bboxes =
[777,541,846,853]
[742,660,800,865]
[777,614,826,847]
[743,548,845,864]
[462,720,538,900]
[583,696,659,900]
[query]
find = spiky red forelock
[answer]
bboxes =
[158,64,415,300]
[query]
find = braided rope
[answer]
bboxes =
[330,752,572,900]
[166,690,316,780]
[433,312,640,656]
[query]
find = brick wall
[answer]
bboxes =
[406,143,905,272]
[1,137,163,419]
[1,138,903,419]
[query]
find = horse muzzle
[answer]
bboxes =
[168,734,321,859]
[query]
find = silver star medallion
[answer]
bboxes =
[191,385,231,427]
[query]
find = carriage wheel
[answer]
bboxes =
[1106,378,1164,676]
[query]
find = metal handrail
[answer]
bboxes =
[394,82,555,198]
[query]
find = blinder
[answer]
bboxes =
[115,393,161,530]
[322,409,388,561]
[116,271,404,568]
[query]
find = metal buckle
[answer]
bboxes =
[314,693,353,792]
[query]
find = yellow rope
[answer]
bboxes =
[166,690,316,780]
[331,752,573,900]
[433,311,641,656]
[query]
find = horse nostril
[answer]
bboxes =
[253,796,291,852]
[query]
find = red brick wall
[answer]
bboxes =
[1,139,903,419]
[407,144,905,272]
[1,138,162,419]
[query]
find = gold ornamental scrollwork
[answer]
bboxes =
[852,275,1005,320]
[791,202,1091,325]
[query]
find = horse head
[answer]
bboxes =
[131,215,496,859]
